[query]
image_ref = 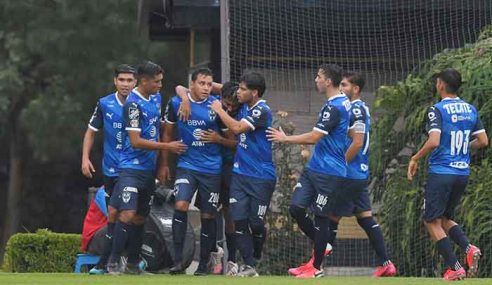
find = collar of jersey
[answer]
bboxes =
[441,96,460,101]
[328,93,346,101]
[248,99,266,110]
[187,92,207,104]
[132,88,150,102]
[114,92,124,106]
[351,99,363,104]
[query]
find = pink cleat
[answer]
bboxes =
[465,245,481,277]
[443,267,466,281]
[373,261,397,277]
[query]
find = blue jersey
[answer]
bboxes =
[165,94,223,175]
[307,94,351,177]
[233,100,276,180]
[426,97,485,176]
[119,89,162,172]
[346,99,371,180]
[88,92,125,177]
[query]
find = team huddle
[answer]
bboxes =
[81,61,488,280]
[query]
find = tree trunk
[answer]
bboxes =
[0,114,24,264]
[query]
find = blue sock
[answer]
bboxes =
[437,237,462,271]
[235,219,255,267]
[172,210,188,264]
[200,218,216,264]
[109,221,130,264]
[127,224,144,264]
[251,222,266,260]
[448,225,471,253]
[289,205,315,241]
[327,220,338,245]
[97,222,115,268]
[357,217,390,265]
[225,232,237,262]
[313,215,329,270]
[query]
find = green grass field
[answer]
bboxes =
[1,274,491,285]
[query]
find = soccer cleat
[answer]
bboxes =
[288,244,333,276]
[194,261,209,276]
[210,246,224,274]
[465,245,481,277]
[373,261,397,277]
[295,264,324,279]
[106,262,122,275]
[169,262,186,275]
[226,261,239,276]
[88,266,106,275]
[125,262,153,275]
[237,265,259,277]
[443,267,466,281]
[288,256,313,276]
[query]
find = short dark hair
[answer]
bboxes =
[239,72,266,97]
[114,64,136,77]
[221,81,240,115]
[343,71,365,91]
[436,68,462,93]
[136,61,163,80]
[190,68,213,81]
[221,81,239,100]
[319,64,343,87]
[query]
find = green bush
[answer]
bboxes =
[373,25,492,277]
[3,229,81,272]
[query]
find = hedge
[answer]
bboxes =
[3,229,81,272]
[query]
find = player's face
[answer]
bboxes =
[222,97,240,115]
[236,82,254,104]
[114,73,136,97]
[435,78,445,94]
[148,73,163,94]
[190,74,213,101]
[340,78,355,99]
[315,69,329,93]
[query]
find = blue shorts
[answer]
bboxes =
[229,173,276,224]
[109,169,155,217]
[423,173,468,222]
[332,178,371,217]
[103,175,118,197]
[174,168,221,214]
[220,162,234,207]
[290,169,343,217]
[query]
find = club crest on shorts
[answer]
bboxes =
[122,191,131,203]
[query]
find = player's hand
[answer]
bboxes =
[200,129,221,143]
[157,165,172,182]
[81,158,95,178]
[407,157,418,181]
[211,100,223,113]
[266,126,287,143]
[165,140,188,154]
[178,99,191,121]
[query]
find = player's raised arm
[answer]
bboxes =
[211,100,251,135]
[267,104,340,145]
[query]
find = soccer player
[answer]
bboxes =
[81,64,136,274]
[334,71,396,277]
[162,68,226,275]
[407,68,488,281]
[267,64,350,278]
[210,72,276,277]
[106,61,186,274]
[176,81,241,275]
